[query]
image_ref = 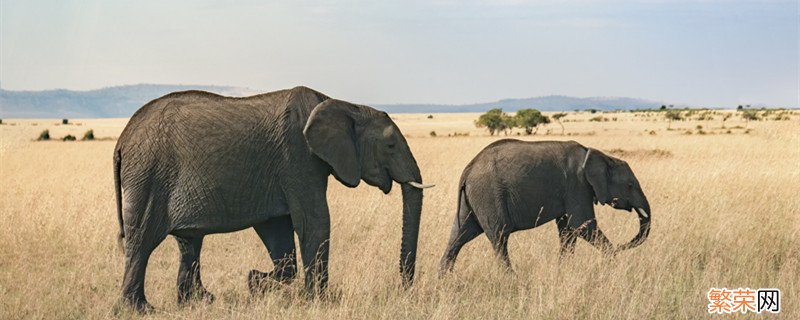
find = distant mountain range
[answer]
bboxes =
[376,96,663,114]
[0,84,663,118]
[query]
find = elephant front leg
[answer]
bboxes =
[289,202,331,296]
[297,219,331,295]
[576,219,614,256]
[175,236,215,305]
[248,216,298,295]
[556,215,578,259]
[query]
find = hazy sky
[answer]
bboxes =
[1,0,798,107]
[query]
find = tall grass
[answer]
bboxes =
[0,114,797,319]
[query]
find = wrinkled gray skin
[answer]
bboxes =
[114,86,426,312]
[440,140,651,273]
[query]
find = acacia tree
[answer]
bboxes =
[741,109,759,128]
[475,108,507,136]
[514,109,550,135]
[552,112,567,135]
[721,113,732,128]
[664,109,682,130]
[498,113,514,135]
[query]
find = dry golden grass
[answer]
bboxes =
[1,111,798,319]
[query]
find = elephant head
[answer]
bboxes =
[303,99,431,286]
[584,149,651,252]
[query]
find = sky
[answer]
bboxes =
[1,0,798,107]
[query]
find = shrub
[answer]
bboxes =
[427,115,434,119]
[82,130,95,141]
[740,110,760,128]
[62,119,69,125]
[589,116,605,122]
[37,130,50,141]
[696,125,703,130]
[62,134,76,141]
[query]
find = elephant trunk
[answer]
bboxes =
[400,179,423,288]
[617,200,651,252]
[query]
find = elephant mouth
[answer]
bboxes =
[609,198,635,212]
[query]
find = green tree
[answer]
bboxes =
[498,113,514,135]
[664,109,682,130]
[475,108,507,136]
[514,109,550,135]
[552,112,567,135]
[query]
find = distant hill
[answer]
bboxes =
[0,84,663,118]
[375,96,663,113]
[0,84,260,118]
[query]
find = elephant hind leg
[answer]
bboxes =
[119,189,169,313]
[175,236,215,305]
[485,229,512,272]
[439,213,483,275]
[249,215,298,295]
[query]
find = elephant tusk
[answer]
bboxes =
[408,181,435,189]
[636,207,649,218]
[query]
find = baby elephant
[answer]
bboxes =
[440,140,651,273]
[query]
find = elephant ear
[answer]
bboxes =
[303,99,361,187]
[584,148,612,204]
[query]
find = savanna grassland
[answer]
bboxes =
[1,110,798,319]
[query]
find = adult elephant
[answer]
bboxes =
[440,140,650,273]
[114,86,431,312]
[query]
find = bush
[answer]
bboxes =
[82,130,95,141]
[429,131,437,137]
[62,119,69,125]
[37,130,50,141]
[427,115,434,119]
[589,116,606,122]
[62,134,76,141]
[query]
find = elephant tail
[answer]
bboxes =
[114,148,125,254]
[456,183,473,230]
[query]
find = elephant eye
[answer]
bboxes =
[628,182,634,188]
[388,142,396,149]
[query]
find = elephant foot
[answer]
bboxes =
[116,296,155,315]
[248,269,294,295]
[178,287,216,306]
